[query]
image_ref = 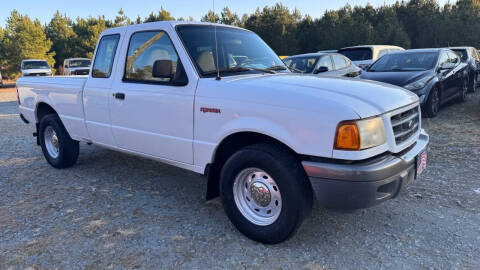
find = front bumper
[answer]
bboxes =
[302,129,429,209]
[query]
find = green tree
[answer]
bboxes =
[201,10,220,23]
[221,7,240,25]
[373,5,411,48]
[112,8,132,26]
[2,10,55,77]
[46,11,77,68]
[144,7,174,22]
[72,16,108,58]
[243,4,302,55]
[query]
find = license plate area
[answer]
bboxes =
[416,150,427,178]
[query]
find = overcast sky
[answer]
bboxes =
[0,0,452,27]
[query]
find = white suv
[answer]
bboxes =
[338,45,405,69]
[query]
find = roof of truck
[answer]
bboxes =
[101,21,248,36]
[65,58,91,61]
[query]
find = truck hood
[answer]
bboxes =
[22,69,51,74]
[206,73,419,118]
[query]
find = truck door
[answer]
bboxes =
[109,28,195,164]
[83,33,123,147]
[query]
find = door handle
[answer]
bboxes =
[113,92,125,100]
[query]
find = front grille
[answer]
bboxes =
[390,106,420,145]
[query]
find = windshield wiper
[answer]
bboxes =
[203,66,275,75]
[267,65,288,71]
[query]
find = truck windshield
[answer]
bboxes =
[368,52,438,72]
[176,25,287,77]
[69,59,91,67]
[338,48,373,61]
[22,61,50,69]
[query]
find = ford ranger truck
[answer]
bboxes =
[16,22,429,244]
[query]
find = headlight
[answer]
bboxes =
[334,117,386,150]
[404,76,433,91]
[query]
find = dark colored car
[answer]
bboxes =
[360,48,469,117]
[449,47,480,92]
[283,53,362,77]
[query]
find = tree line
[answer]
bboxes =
[1,0,480,78]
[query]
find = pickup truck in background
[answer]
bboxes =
[63,58,91,75]
[16,22,429,244]
[21,59,53,77]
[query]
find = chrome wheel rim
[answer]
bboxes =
[233,168,282,226]
[431,89,439,114]
[44,126,59,158]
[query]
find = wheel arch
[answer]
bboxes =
[35,102,58,123]
[205,131,300,200]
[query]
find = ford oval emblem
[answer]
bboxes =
[408,119,414,128]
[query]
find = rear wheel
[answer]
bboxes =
[220,144,313,244]
[424,87,440,118]
[39,114,79,169]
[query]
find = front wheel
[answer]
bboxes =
[469,74,477,93]
[458,78,468,103]
[39,114,79,169]
[424,87,440,118]
[220,144,313,244]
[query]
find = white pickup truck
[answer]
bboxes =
[17,22,429,244]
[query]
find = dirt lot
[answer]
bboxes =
[0,86,479,270]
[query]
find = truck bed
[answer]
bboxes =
[17,76,89,141]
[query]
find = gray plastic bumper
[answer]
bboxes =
[302,129,429,209]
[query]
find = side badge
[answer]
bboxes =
[200,107,221,114]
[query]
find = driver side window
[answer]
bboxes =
[124,31,183,84]
[317,56,333,70]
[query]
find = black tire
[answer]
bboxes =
[423,87,440,118]
[468,73,477,93]
[39,114,79,169]
[220,143,313,244]
[458,77,468,103]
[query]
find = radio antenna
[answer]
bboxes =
[213,0,221,80]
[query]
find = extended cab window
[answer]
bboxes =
[92,34,120,78]
[124,31,185,84]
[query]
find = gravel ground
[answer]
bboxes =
[0,87,479,270]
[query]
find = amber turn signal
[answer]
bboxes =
[334,122,360,150]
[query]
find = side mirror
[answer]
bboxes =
[314,66,329,74]
[152,60,173,79]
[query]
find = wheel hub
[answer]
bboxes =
[233,168,282,226]
[249,182,271,207]
[44,126,59,158]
